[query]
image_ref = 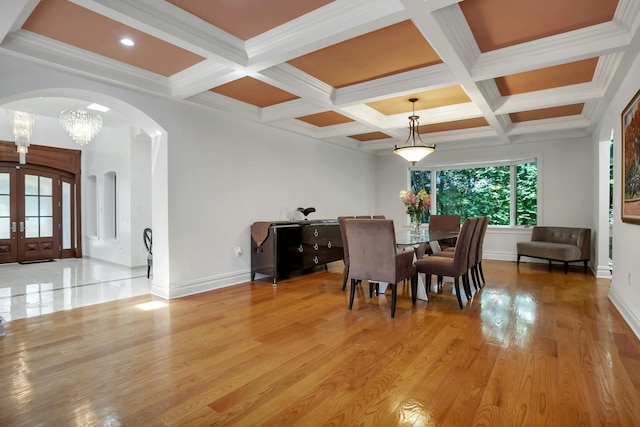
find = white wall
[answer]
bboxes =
[164,105,376,296]
[597,48,640,338]
[375,137,594,263]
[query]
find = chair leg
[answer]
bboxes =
[342,266,349,291]
[517,254,521,265]
[147,264,150,279]
[411,274,418,305]
[390,284,397,318]
[479,261,486,285]
[369,282,374,298]
[462,273,471,300]
[564,262,568,274]
[583,260,588,273]
[425,273,432,295]
[548,260,552,271]
[471,266,479,290]
[454,277,463,309]
[437,276,443,293]
[349,279,357,310]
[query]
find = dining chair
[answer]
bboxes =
[143,227,152,278]
[344,219,417,318]
[337,216,354,291]
[414,217,478,309]
[428,215,460,251]
[438,216,489,289]
[475,216,490,286]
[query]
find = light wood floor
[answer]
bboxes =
[2,260,640,426]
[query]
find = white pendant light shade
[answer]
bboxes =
[394,145,435,163]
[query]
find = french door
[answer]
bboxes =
[0,166,76,264]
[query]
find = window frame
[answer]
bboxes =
[408,156,542,228]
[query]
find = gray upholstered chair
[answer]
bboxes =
[428,214,460,252]
[474,216,489,285]
[337,216,354,291]
[344,219,417,318]
[414,217,478,309]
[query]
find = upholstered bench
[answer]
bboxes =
[517,226,591,274]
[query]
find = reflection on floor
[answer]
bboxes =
[0,258,150,322]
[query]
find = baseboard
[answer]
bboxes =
[153,269,252,299]
[596,265,612,279]
[609,286,640,340]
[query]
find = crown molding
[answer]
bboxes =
[257,63,333,107]
[170,61,240,99]
[495,83,605,115]
[472,21,630,82]
[334,63,456,106]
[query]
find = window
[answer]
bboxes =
[410,160,537,226]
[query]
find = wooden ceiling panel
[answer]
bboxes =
[210,77,299,108]
[510,104,585,122]
[418,117,489,134]
[296,111,354,127]
[495,58,599,96]
[367,86,471,116]
[287,20,442,89]
[349,132,392,142]
[22,0,204,77]
[461,0,619,52]
[166,0,333,40]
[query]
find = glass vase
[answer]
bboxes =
[412,218,421,235]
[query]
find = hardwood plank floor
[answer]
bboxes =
[2,260,640,426]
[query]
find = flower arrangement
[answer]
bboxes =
[399,189,431,229]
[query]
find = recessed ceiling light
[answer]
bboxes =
[87,103,110,112]
[120,38,135,47]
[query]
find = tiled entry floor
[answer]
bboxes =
[0,258,150,322]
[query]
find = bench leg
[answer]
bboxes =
[517,254,521,265]
[564,262,569,274]
[548,260,552,271]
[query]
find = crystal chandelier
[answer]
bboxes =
[11,110,35,164]
[393,98,436,165]
[60,109,103,145]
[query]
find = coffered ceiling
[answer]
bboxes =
[1,0,639,153]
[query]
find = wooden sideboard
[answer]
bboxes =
[251,220,343,285]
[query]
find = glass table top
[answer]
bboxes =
[396,230,459,245]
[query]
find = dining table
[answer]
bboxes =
[377,229,460,301]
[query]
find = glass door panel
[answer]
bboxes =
[18,172,59,262]
[24,175,53,238]
[0,168,17,263]
[62,181,71,250]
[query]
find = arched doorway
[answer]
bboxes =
[1,89,168,292]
